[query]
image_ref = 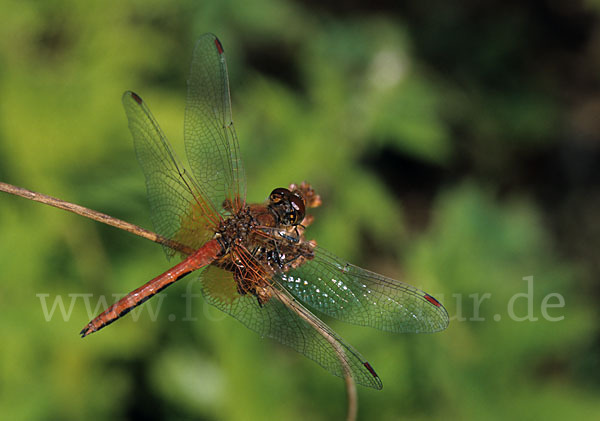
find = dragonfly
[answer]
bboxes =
[79,33,449,389]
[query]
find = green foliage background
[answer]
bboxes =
[1,1,599,419]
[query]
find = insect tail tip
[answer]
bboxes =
[80,325,93,338]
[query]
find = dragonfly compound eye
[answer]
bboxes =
[289,193,305,223]
[269,187,290,204]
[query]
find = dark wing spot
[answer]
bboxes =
[131,92,143,105]
[214,38,224,54]
[363,361,379,378]
[424,294,442,307]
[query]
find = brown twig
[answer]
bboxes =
[0,182,195,255]
[1,180,358,420]
[270,287,358,421]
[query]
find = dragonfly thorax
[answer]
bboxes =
[214,206,256,253]
[211,191,315,306]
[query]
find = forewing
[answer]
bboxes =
[122,91,215,257]
[278,247,449,333]
[199,265,383,389]
[184,33,245,212]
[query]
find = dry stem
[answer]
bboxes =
[0,182,195,255]
[270,287,358,421]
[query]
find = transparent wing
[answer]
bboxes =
[184,33,245,212]
[199,265,383,389]
[122,91,216,257]
[277,247,449,333]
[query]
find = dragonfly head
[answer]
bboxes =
[268,187,306,226]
